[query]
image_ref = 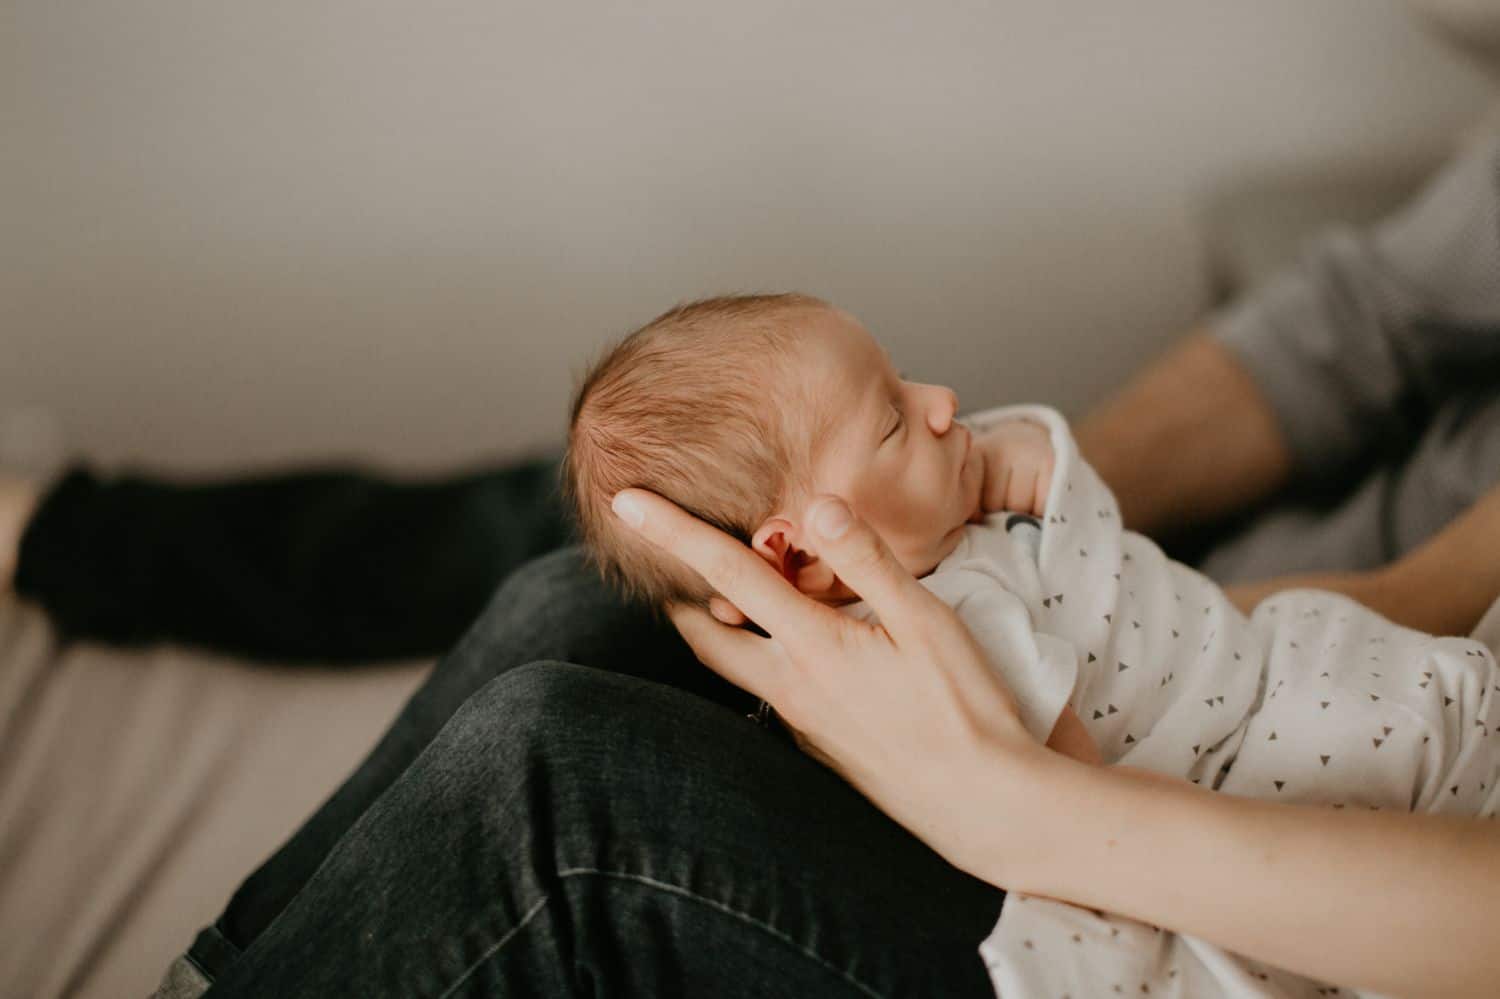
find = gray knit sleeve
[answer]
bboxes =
[1211,132,1500,487]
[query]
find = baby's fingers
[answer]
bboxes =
[1035,462,1055,516]
[1006,466,1039,515]
[982,462,1013,513]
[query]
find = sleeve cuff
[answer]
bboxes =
[1208,272,1373,486]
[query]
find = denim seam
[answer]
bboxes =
[435,867,884,999]
[435,893,552,999]
[557,867,884,999]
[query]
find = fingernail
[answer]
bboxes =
[612,492,644,528]
[813,499,850,538]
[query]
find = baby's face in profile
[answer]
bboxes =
[753,306,985,599]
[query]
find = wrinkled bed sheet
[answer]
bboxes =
[0,595,428,998]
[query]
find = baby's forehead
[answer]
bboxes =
[785,323,888,448]
[794,314,887,397]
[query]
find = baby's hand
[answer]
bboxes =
[976,419,1054,516]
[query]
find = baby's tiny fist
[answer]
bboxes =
[977,420,1054,517]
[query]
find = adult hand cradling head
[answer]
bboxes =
[611,487,1051,882]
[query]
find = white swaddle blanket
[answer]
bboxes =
[850,404,1500,998]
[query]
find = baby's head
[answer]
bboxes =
[565,293,984,608]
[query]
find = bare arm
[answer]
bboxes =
[1224,482,1500,636]
[1044,704,1102,765]
[1087,330,1497,637]
[1074,331,1292,539]
[988,752,1500,999]
[622,489,1500,998]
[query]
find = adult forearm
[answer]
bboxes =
[1377,484,1500,637]
[1074,331,1293,538]
[990,752,1500,998]
[1224,484,1500,637]
[1224,571,1384,625]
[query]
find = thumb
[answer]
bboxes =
[807,497,938,640]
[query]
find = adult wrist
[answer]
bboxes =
[958,739,1084,891]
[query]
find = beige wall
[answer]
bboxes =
[2,1,1493,474]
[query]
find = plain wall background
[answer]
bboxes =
[3,0,1495,475]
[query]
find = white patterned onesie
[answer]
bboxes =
[845,404,1500,999]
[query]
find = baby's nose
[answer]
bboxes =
[927,386,958,434]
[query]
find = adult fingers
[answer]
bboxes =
[666,601,786,703]
[614,489,832,644]
[708,595,747,626]
[802,496,940,641]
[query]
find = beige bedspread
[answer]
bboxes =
[0,593,428,998]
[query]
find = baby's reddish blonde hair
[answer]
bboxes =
[565,293,832,608]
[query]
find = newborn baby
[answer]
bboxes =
[566,292,1500,996]
[565,292,1099,760]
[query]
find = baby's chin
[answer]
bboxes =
[953,443,986,530]
[917,518,972,578]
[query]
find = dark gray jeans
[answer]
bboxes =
[196,547,1005,997]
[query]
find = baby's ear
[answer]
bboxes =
[751,517,839,599]
[750,517,800,582]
